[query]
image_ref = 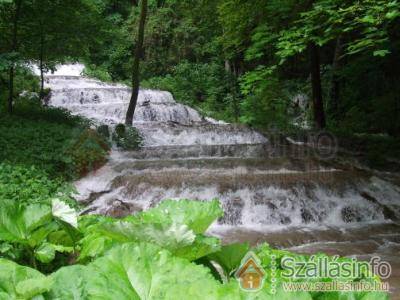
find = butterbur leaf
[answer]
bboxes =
[23,204,52,232]
[209,242,250,276]
[0,258,49,299]
[78,232,117,261]
[35,243,56,263]
[174,235,221,261]
[141,199,224,234]
[47,265,90,299]
[0,200,51,244]
[51,243,221,299]
[99,219,196,250]
[52,198,78,228]
[35,242,73,263]
[16,277,53,299]
[0,201,27,242]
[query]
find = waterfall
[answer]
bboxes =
[43,64,400,229]
[41,64,267,146]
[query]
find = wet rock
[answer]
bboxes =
[280,216,291,225]
[301,208,315,224]
[360,191,397,221]
[97,125,110,138]
[105,200,142,218]
[80,190,111,205]
[341,206,362,223]
[92,94,100,103]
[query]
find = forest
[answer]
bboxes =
[0,0,399,299]
[1,0,399,134]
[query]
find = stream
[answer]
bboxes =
[43,64,400,298]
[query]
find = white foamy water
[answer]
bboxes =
[42,64,267,146]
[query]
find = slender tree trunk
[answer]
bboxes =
[125,0,148,125]
[309,42,326,129]
[224,59,231,73]
[8,67,14,114]
[39,25,45,100]
[8,0,23,114]
[330,36,342,117]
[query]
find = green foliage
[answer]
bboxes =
[66,129,109,176]
[143,61,239,121]
[0,199,390,299]
[0,163,70,205]
[78,199,223,262]
[0,66,39,111]
[328,54,400,136]
[0,101,109,180]
[0,258,52,299]
[208,242,250,277]
[141,199,224,234]
[275,0,400,60]
[0,199,78,270]
[112,123,143,150]
[83,64,112,82]
[239,76,292,130]
[49,242,221,300]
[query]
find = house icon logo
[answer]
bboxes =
[235,251,266,291]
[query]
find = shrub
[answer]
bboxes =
[83,64,113,82]
[97,124,110,139]
[112,123,142,150]
[65,129,110,176]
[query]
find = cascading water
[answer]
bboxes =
[42,64,400,226]
[42,64,266,146]
[43,64,400,296]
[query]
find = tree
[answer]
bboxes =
[7,0,22,114]
[275,0,400,128]
[125,0,148,125]
[0,0,101,111]
[25,0,102,99]
[309,42,325,129]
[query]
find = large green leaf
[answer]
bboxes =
[137,199,224,234]
[174,235,221,261]
[0,258,51,299]
[78,232,116,262]
[99,219,196,249]
[209,242,250,276]
[50,243,221,299]
[34,242,73,264]
[52,198,78,228]
[79,200,223,261]
[47,265,90,299]
[0,201,51,244]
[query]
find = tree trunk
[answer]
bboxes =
[329,36,342,117]
[8,67,14,114]
[125,0,148,125]
[39,25,45,101]
[8,0,23,114]
[309,42,326,129]
[224,59,231,73]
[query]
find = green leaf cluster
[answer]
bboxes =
[0,199,390,299]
